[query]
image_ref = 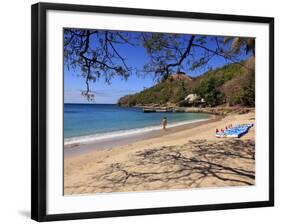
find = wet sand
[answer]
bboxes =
[64,116,219,157]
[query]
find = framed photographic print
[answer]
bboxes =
[31,2,274,222]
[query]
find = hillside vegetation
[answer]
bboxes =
[117,57,255,107]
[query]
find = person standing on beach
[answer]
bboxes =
[162,117,168,130]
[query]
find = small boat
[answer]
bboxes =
[143,108,156,113]
[143,107,173,113]
[155,109,169,112]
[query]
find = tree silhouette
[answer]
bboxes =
[64,28,254,100]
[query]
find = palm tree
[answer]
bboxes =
[224,37,255,56]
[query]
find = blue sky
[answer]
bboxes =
[64,31,251,104]
[64,35,154,104]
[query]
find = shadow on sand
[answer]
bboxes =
[67,139,255,193]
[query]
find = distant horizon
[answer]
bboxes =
[64,29,253,104]
[64,59,246,104]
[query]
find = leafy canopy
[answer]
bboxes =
[64,28,255,100]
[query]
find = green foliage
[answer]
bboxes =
[192,63,243,106]
[118,58,255,107]
[231,87,255,106]
[227,71,255,106]
[118,75,191,106]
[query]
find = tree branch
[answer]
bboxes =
[164,35,195,74]
[192,43,254,71]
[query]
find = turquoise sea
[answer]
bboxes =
[64,104,210,145]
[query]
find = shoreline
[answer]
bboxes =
[64,112,255,195]
[124,105,255,116]
[64,115,219,157]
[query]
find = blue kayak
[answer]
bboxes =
[215,124,253,138]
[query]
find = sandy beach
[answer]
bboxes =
[64,111,255,195]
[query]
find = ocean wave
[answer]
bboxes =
[64,118,209,145]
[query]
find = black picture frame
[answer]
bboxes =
[31,2,274,222]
